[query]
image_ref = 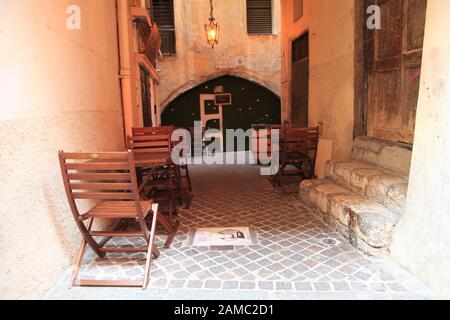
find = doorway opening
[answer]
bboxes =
[161,75,281,152]
[291,32,309,127]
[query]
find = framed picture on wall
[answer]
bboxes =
[215,93,232,106]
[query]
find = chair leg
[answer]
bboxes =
[175,164,193,209]
[155,213,179,249]
[143,205,159,289]
[280,179,287,194]
[308,159,316,179]
[69,237,88,289]
[175,165,184,205]
[69,218,94,289]
[181,176,193,210]
[164,220,180,249]
[277,165,287,194]
[70,214,161,288]
[152,246,161,259]
[184,165,192,192]
[168,166,177,224]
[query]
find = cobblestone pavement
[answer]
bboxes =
[47,165,435,300]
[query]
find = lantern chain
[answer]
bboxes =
[209,0,215,22]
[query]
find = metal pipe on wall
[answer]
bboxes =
[117,0,136,137]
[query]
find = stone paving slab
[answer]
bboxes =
[46,165,435,300]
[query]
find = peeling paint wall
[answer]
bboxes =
[0,0,124,298]
[280,0,355,161]
[157,0,281,113]
[391,0,450,299]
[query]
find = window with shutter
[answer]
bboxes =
[246,0,273,35]
[151,0,176,55]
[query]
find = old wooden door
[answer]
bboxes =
[140,66,153,128]
[291,32,309,127]
[366,0,427,144]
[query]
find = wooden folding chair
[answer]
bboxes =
[58,151,160,288]
[129,126,178,208]
[171,128,193,206]
[132,126,193,207]
[252,124,282,165]
[127,127,180,248]
[276,126,320,194]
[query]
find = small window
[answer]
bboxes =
[151,0,176,55]
[293,0,303,22]
[246,0,272,35]
[292,32,308,63]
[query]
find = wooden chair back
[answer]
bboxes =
[127,127,174,154]
[132,126,175,136]
[58,151,145,221]
[251,124,282,163]
[281,126,320,162]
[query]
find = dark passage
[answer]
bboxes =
[162,75,281,151]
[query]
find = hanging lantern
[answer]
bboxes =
[205,0,219,48]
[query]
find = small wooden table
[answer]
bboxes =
[133,152,181,249]
[134,152,171,168]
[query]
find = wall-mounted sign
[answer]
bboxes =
[215,93,232,106]
[214,86,224,93]
[235,56,247,68]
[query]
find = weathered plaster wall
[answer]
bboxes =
[157,0,281,112]
[280,0,355,161]
[0,0,124,299]
[391,0,450,299]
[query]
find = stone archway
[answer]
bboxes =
[160,69,280,113]
[161,75,281,151]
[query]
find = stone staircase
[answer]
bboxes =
[299,136,412,256]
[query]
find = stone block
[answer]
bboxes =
[300,179,324,189]
[385,183,408,215]
[366,175,408,214]
[347,200,401,249]
[332,161,385,195]
[333,161,371,184]
[326,215,351,240]
[330,194,364,226]
[349,235,389,257]
[299,176,402,257]
[310,183,349,213]
[311,183,351,212]
[349,168,386,192]
[299,179,325,207]
[352,136,412,176]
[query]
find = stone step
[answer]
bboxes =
[351,136,412,176]
[299,179,401,256]
[324,160,408,215]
